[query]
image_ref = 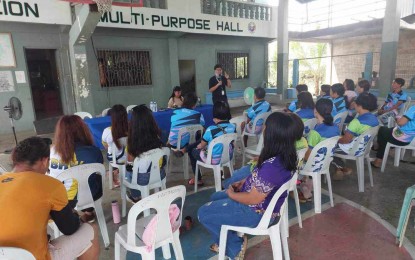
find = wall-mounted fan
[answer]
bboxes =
[243,87,255,106]
[3,97,23,146]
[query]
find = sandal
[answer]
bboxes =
[209,243,219,253]
[184,216,193,231]
[371,162,381,168]
[188,178,204,186]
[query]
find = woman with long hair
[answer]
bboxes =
[125,105,166,202]
[198,112,298,259]
[295,91,315,122]
[101,104,128,186]
[167,86,184,108]
[49,115,103,222]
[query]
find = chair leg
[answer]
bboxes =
[325,172,334,208]
[381,143,391,173]
[357,158,365,192]
[401,149,407,160]
[218,227,229,260]
[183,156,189,180]
[399,202,413,247]
[195,163,200,192]
[94,202,110,248]
[114,236,121,260]
[142,251,156,260]
[172,230,184,260]
[242,152,246,166]
[394,148,402,167]
[161,244,171,259]
[312,175,322,214]
[109,164,114,190]
[293,187,302,228]
[269,228,284,260]
[121,183,127,218]
[366,157,374,187]
[282,206,289,238]
[214,166,222,192]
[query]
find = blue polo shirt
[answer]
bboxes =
[296,108,314,122]
[168,108,205,148]
[202,121,236,165]
[384,90,408,111]
[331,97,347,117]
[307,123,340,149]
[393,105,415,143]
[288,100,298,112]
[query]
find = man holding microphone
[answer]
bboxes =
[209,64,232,118]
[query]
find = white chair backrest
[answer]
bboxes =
[303,118,317,136]
[302,136,340,173]
[347,126,380,157]
[399,96,412,116]
[256,181,290,229]
[251,112,272,130]
[333,111,348,130]
[254,134,264,152]
[126,105,137,113]
[74,111,93,119]
[101,107,111,117]
[205,133,238,165]
[0,247,35,260]
[54,163,105,209]
[132,148,166,187]
[126,185,186,246]
[230,116,245,136]
[110,137,128,164]
[297,148,307,168]
[176,124,204,149]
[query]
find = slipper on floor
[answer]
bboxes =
[188,178,204,186]
[209,243,219,253]
[371,162,381,168]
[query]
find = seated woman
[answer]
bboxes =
[330,83,348,118]
[295,91,315,122]
[187,101,236,186]
[101,104,128,186]
[125,105,166,203]
[49,115,104,223]
[198,112,297,259]
[345,79,372,124]
[167,86,184,108]
[372,104,415,168]
[332,93,378,180]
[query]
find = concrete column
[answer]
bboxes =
[378,0,402,97]
[277,0,289,100]
[68,4,101,113]
[168,38,180,88]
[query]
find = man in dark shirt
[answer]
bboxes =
[209,64,232,118]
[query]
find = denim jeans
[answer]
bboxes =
[198,197,262,258]
[222,165,251,190]
[188,141,202,179]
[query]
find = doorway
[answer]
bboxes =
[26,49,63,120]
[178,60,196,95]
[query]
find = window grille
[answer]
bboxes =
[97,50,152,87]
[217,52,249,80]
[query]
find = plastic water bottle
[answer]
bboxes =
[154,102,158,112]
[197,97,202,106]
[111,200,121,224]
[150,101,154,112]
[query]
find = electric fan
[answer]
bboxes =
[3,97,23,146]
[243,87,255,106]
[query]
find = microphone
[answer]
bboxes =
[217,74,222,82]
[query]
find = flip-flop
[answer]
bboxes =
[371,162,381,168]
[188,178,204,186]
[209,243,219,253]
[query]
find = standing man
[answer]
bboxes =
[209,64,232,118]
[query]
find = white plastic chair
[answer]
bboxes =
[74,111,93,119]
[242,133,263,166]
[218,181,291,260]
[126,105,137,113]
[194,133,238,192]
[333,111,348,131]
[54,163,110,248]
[170,124,204,180]
[101,107,111,117]
[381,137,415,173]
[242,112,272,142]
[121,148,169,217]
[334,126,379,192]
[109,137,127,190]
[388,97,412,128]
[0,247,35,260]
[303,118,317,137]
[299,136,339,213]
[115,185,186,260]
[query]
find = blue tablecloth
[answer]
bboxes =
[85,105,214,149]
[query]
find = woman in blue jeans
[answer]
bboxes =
[197,112,298,260]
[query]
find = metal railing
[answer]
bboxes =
[201,0,272,21]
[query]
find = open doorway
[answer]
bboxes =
[179,60,196,95]
[26,49,63,121]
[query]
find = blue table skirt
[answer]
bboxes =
[85,105,214,149]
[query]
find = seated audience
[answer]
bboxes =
[101,104,128,186]
[241,86,271,146]
[167,86,184,108]
[343,79,357,103]
[198,112,297,259]
[49,115,104,223]
[330,83,348,118]
[378,78,408,125]
[125,105,166,203]
[295,91,315,122]
[372,105,415,168]
[356,79,371,94]
[187,101,236,186]
[285,84,308,112]
[318,84,331,100]
[332,93,379,180]
[0,137,99,260]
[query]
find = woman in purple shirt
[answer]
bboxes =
[198,112,297,259]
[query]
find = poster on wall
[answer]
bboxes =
[0,71,15,92]
[0,33,17,68]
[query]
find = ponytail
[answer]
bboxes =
[315,98,334,126]
[322,113,334,126]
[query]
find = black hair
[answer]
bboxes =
[170,86,182,99]
[357,80,371,92]
[320,84,331,96]
[182,92,198,109]
[296,84,308,93]
[254,87,266,99]
[297,91,315,109]
[128,105,162,158]
[110,104,128,149]
[258,112,297,172]
[213,101,230,121]
[315,98,334,126]
[11,137,50,167]
[395,78,405,87]
[289,113,304,141]
[344,79,355,91]
[331,83,349,108]
[355,92,378,111]
[214,64,222,70]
